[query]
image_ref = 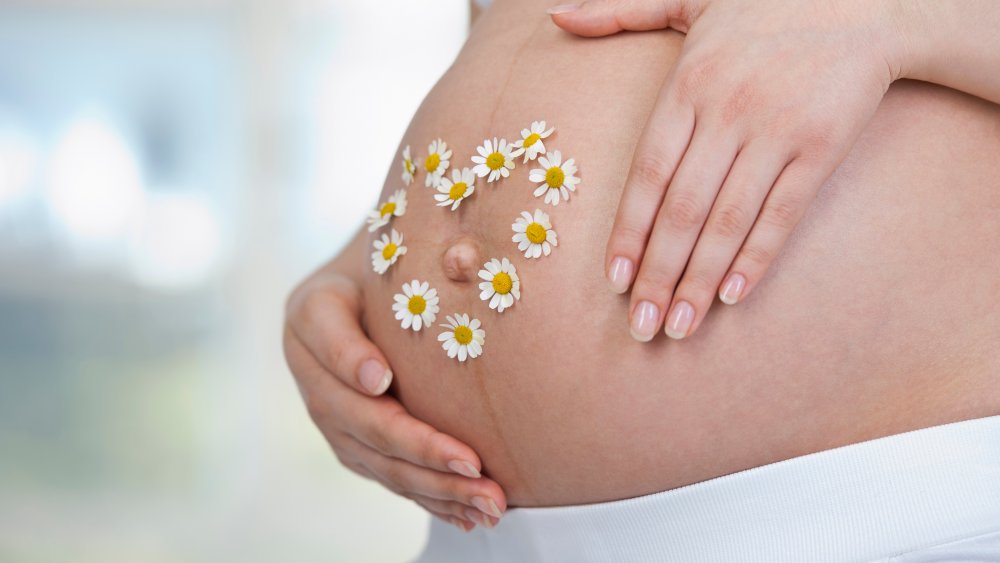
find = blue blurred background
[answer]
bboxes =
[0,1,467,560]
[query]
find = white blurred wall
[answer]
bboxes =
[0,1,468,561]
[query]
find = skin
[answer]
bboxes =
[547,0,1000,342]
[283,0,1000,531]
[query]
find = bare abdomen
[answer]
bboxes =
[360,2,1000,507]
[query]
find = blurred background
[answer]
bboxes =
[0,0,468,560]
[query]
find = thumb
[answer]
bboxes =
[547,0,703,37]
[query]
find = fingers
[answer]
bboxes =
[627,124,740,341]
[605,87,695,294]
[409,494,499,530]
[721,159,826,305]
[287,333,489,481]
[286,282,393,396]
[662,144,788,338]
[547,0,704,37]
[336,431,507,518]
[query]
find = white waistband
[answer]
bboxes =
[413,415,1000,562]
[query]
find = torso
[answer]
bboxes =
[360,0,1000,507]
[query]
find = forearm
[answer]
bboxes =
[901,1,1000,105]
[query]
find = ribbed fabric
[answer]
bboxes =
[412,415,1000,563]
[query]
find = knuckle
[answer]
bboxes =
[303,392,329,425]
[611,222,649,249]
[678,268,718,296]
[367,423,393,456]
[633,261,678,297]
[720,80,757,125]
[416,429,444,467]
[761,195,802,230]
[675,58,717,100]
[739,242,773,267]
[708,201,751,239]
[630,151,670,192]
[662,191,706,231]
[379,460,405,490]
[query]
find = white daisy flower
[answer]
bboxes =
[510,121,554,163]
[529,150,580,206]
[437,314,485,362]
[400,145,418,186]
[478,258,520,313]
[366,189,407,232]
[371,228,407,274]
[392,280,439,331]
[512,209,558,259]
[434,167,476,211]
[471,137,515,183]
[423,138,452,188]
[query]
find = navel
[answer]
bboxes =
[441,236,481,283]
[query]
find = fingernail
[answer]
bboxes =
[607,256,634,294]
[665,300,694,339]
[719,273,746,305]
[471,496,503,519]
[449,516,474,532]
[359,359,392,395]
[629,300,659,342]
[465,508,494,528]
[448,460,481,479]
[546,3,581,14]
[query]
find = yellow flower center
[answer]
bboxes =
[492,272,513,294]
[545,166,565,189]
[448,182,467,201]
[486,151,505,171]
[523,133,540,148]
[379,202,396,217]
[407,295,426,315]
[381,243,398,260]
[425,153,441,173]
[525,222,547,244]
[454,325,473,345]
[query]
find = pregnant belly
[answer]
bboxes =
[359,3,1000,507]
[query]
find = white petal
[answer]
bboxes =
[437,332,452,342]
[401,314,413,330]
[529,171,545,182]
[533,185,548,197]
[448,341,459,358]
[489,293,501,310]
[458,346,468,362]
[480,287,494,300]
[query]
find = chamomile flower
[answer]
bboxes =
[423,138,452,188]
[478,258,520,313]
[437,314,485,362]
[510,121,554,163]
[392,280,439,331]
[371,228,407,274]
[512,209,558,259]
[366,189,407,232]
[434,167,476,210]
[529,150,580,206]
[400,145,418,186]
[471,137,515,183]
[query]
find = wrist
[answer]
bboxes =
[887,0,941,84]
[877,0,929,83]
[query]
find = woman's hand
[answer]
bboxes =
[549,0,910,341]
[283,267,507,531]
